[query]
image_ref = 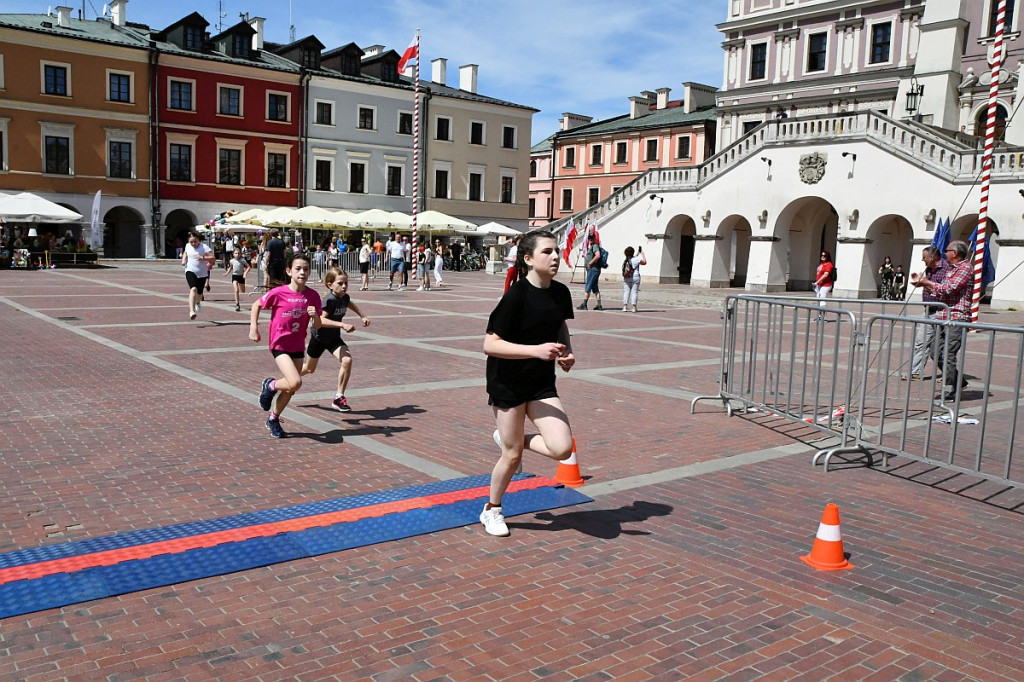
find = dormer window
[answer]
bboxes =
[232,33,249,58]
[342,54,359,76]
[301,49,318,69]
[382,62,397,82]
[184,24,203,50]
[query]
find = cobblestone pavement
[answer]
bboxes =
[1,262,1023,681]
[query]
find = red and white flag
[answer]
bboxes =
[397,33,419,73]
[561,217,577,266]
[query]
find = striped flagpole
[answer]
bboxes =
[972,0,1006,322]
[411,29,421,272]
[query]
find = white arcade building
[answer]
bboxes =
[568,0,1024,310]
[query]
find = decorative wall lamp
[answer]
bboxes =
[760,156,772,180]
[905,77,924,115]
[649,194,664,204]
[848,209,859,228]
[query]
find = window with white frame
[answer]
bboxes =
[314,157,333,191]
[168,78,195,111]
[530,160,537,177]
[358,105,376,130]
[435,116,452,141]
[560,187,573,212]
[869,23,892,64]
[219,85,243,116]
[216,138,246,185]
[615,141,628,164]
[0,117,9,172]
[749,42,767,80]
[266,143,290,188]
[349,161,366,193]
[468,164,485,201]
[502,125,517,149]
[500,169,516,203]
[587,187,599,206]
[806,32,828,72]
[470,120,485,145]
[988,0,1017,35]
[590,144,603,166]
[645,138,659,162]
[386,164,404,196]
[314,100,333,126]
[433,161,452,199]
[676,135,691,159]
[564,146,576,168]
[42,62,71,96]
[41,121,75,175]
[167,132,196,182]
[107,70,133,103]
[398,111,413,135]
[267,91,290,122]
[105,127,137,179]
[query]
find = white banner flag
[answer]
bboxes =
[89,190,103,251]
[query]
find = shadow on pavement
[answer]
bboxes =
[507,500,673,539]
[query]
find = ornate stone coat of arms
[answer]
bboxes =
[799,152,827,184]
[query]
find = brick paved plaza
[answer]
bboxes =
[1,263,1023,681]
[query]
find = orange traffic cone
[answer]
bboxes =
[554,437,584,487]
[800,503,853,571]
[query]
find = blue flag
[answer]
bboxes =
[968,226,996,291]
[931,217,951,260]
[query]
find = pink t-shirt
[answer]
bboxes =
[259,285,323,353]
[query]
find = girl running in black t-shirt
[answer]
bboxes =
[301,269,370,412]
[480,230,576,537]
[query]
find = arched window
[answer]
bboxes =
[976,104,1009,141]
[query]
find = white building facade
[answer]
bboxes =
[568,0,1024,310]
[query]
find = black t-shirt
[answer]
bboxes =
[266,237,286,263]
[312,292,350,343]
[486,278,574,404]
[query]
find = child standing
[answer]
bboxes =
[301,269,370,412]
[224,248,251,311]
[480,230,576,537]
[250,253,323,438]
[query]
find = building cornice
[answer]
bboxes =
[716,0,910,34]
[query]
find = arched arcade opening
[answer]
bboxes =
[103,206,146,258]
[775,196,839,290]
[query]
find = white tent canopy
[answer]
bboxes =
[475,221,523,237]
[415,210,476,230]
[0,192,83,223]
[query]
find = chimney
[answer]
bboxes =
[656,87,671,110]
[431,58,447,85]
[559,112,593,131]
[249,16,265,50]
[55,5,72,27]
[363,44,384,58]
[459,63,478,93]
[629,93,654,119]
[682,81,718,113]
[109,0,127,27]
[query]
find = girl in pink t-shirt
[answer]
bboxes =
[249,253,323,438]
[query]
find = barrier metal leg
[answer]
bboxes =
[812,446,875,472]
[690,394,734,417]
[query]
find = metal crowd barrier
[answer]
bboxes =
[692,295,1024,488]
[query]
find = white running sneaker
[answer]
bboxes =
[194,302,201,313]
[479,505,509,536]
[416,286,424,291]
[492,428,502,449]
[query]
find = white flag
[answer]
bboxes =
[89,190,103,251]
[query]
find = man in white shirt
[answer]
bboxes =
[387,234,406,290]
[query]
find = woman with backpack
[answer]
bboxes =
[622,245,646,312]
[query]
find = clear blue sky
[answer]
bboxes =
[4,0,727,144]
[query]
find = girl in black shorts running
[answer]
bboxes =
[479,230,576,537]
[301,269,370,412]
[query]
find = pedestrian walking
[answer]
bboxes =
[402,236,412,288]
[224,247,251,311]
[386,233,405,290]
[358,237,372,290]
[181,231,216,320]
[480,230,576,537]
[503,236,520,293]
[250,253,323,438]
[621,245,646,312]
[878,256,895,300]
[433,240,445,286]
[814,249,835,319]
[418,242,433,291]
[577,239,604,310]
[910,240,973,401]
[301,269,370,413]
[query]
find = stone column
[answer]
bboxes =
[690,234,726,288]
[745,236,786,293]
[990,239,1024,310]
[834,236,874,298]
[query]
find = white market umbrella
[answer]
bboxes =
[415,210,476,230]
[0,192,83,223]
[260,206,299,227]
[221,224,265,234]
[225,208,268,224]
[357,208,408,229]
[292,205,357,229]
[475,221,522,237]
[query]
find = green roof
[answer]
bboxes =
[0,14,148,50]
[531,135,554,153]
[554,105,717,140]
